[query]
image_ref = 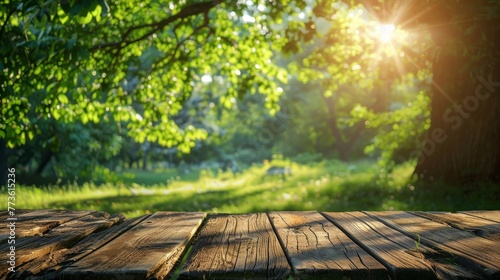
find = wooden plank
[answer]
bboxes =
[0,211,119,278]
[461,210,500,223]
[0,209,29,219]
[62,212,206,280]
[17,214,146,279]
[413,211,500,241]
[0,210,93,241]
[366,211,500,279]
[268,211,388,279]
[323,212,436,280]
[179,213,290,280]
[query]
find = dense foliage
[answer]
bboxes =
[1,0,297,149]
[0,0,433,178]
[2,0,500,185]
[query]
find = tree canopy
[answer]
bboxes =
[1,0,298,150]
[2,0,500,184]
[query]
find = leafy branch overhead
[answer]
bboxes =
[90,0,224,53]
[3,0,500,185]
[1,0,298,149]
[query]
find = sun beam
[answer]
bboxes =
[378,24,396,43]
[370,21,410,83]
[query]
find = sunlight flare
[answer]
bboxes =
[378,24,396,43]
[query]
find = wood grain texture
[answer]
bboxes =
[62,211,205,280]
[268,211,388,280]
[0,211,118,278]
[413,211,500,241]
[17,214,145,280]
[6,210,500,279]
[461,210,500,223]
[0,209,29,219]
[0,210,93,241]
[179,213,290,280]
[366,211,500,279]
[323,211,436,280]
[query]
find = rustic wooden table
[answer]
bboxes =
[1,210,499,279]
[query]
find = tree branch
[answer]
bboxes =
[149,13,213,74]
[0,7,16,38]
[90,0,226,52]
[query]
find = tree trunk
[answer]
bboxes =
[414,29,500,185]
[142,143,150,171]
[36,149,53,175]
[323,95,350,161]
[142,153,148,170]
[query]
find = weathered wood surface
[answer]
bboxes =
[323,211,435,280]
[1,211,119,278]
[62,212,205,280]
[268,211,387,279]
[179,213,290,280]
[461,210,500,223]
[4,210,500,280]
[0,209,29,220]
[19,214,142,280]
[0,210,93,241]
[367,211,500,279]
[413,211,500,241]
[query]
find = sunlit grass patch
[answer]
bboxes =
[1,159,498,218]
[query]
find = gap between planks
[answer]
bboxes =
[179,213,290,280]
[7,210,500,280]
[17,214,147,279]
[62,211,205,280]
[364,211,500,279]
[268,211,388,280]
[1,211,120,279]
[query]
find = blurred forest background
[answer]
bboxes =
[1,0,499,217]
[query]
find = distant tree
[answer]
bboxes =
[291,3,426,162]
[7,118,122,179]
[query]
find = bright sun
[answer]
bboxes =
[378,24,396,43]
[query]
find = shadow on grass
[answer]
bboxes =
[46,171,391,217]
[47,187,282,217]
[23,161,500,218]
[118,169,203,186]
[15,167,207,188]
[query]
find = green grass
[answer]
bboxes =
[2,159,498,218]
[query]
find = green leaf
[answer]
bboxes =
[77,12,93,24]
[91,5,102,22]
[58,94,69,104]
[52,109,61,119]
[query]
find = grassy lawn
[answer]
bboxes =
[2,159,498,218]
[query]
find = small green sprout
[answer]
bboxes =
[415,233,421,251]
